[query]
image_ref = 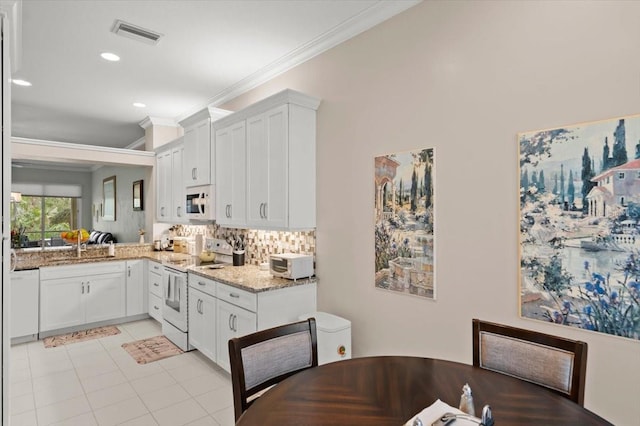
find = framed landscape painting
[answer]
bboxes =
[519,114,640,341]
[374,148,435,299]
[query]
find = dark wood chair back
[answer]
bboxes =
[229,318,318,421]
[472,319,588,405]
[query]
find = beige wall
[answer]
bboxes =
[221,1,640,424]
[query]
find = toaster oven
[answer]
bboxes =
[269,253,314,280]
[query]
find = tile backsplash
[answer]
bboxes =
[177,224,315,265]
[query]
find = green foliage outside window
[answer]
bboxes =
[11,195,78,246]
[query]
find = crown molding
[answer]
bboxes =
[138,116,179,129]
[177,0,420,119]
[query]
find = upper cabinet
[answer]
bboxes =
[179,107,231,188]
[156,137,187,223]
[215,121,247,228]
[213,89,320,231]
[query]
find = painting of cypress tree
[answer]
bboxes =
[374,148,435,299]
[519,114,640,340]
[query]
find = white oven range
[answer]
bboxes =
[162,264,192,351]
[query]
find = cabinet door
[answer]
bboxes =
[126,260,146,316]
[40,278,84,332]
[148,293,163,323]
[216,299,257,372]
[156,149,172,221]
[188,288,217,361]
[215,121,246,227]
[184,119,211,186]
[246,104,289,228]
[84,273,126,324]
[171,145,186,222]
[11,270,39,338]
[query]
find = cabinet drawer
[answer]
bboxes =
[148,261,163,276]
[149,272,163,297]
[217,282,256,312]
[41,261,125,280]
[148,293,163,322]
[188,273,216,297]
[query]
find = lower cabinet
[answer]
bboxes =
[40,262,126,333]
[147,260,163,323]
[215,299,257,372]
[126,260,147,316]
[10,269,40,340]
[188,287,217,361]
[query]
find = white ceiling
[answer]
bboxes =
[11,0,418,152]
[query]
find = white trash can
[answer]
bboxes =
[299,311,351,365]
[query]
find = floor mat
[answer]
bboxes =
[43,325,121,348]
[121,335,184,364]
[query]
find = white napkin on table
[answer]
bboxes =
[404,399,478,426]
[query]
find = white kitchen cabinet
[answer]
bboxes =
[180,107,231,188]
[156,137,187,223]
[171,144,186,222]
[147,260,163,323]
[40,262,126,333]
[156,148,172,221]
[10,269,40,341]
[215,121,246,227]
[216,298,257,372]
[188,287,217,361]
[183,118,211,187]
[126,260,146,316]
[214,280,316,373]
[83,274,126,324]
[212,89,320,231]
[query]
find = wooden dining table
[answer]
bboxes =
[236,356,611,425]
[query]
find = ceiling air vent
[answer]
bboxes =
[111,19,163,45]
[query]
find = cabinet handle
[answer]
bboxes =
[198,281,207,286]
[233,314,238,332]
[226,204,231,218]
[81,282,85,294]
[192,168,197,180]
[264,203,267,219]
[199,299,204,314]
[154,283,159,287]
[153,266,160,271]
[229,292,240,298]
[87,282,90,293]
[128,267,131,277]
[177,206,182,217]
[154,305,160,310]
[228,313,233,331]
[259,203,264,219]
[161,206,165,217]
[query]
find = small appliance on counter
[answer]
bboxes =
[270,253,314,280]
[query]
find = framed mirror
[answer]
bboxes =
[103,176,116,221]
[133,180,143,211]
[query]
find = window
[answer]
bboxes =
[619,172,625,179]
[11,183,82,248]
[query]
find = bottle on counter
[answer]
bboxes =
[458,383,475,416]
[108,241,115,257]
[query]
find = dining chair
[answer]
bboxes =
[472,319,588,405]
[228,318,318,421]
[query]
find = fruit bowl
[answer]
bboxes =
[60,229,89,244]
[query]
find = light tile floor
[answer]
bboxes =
[9,319,236,426]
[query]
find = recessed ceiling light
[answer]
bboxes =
[12,79,32,86]
[133,102,146,108]
[100,52,120,62]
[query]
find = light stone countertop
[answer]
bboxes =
[188,264,316,293]
[14,245,315,293]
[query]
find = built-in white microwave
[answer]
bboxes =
[185,185,215,221]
